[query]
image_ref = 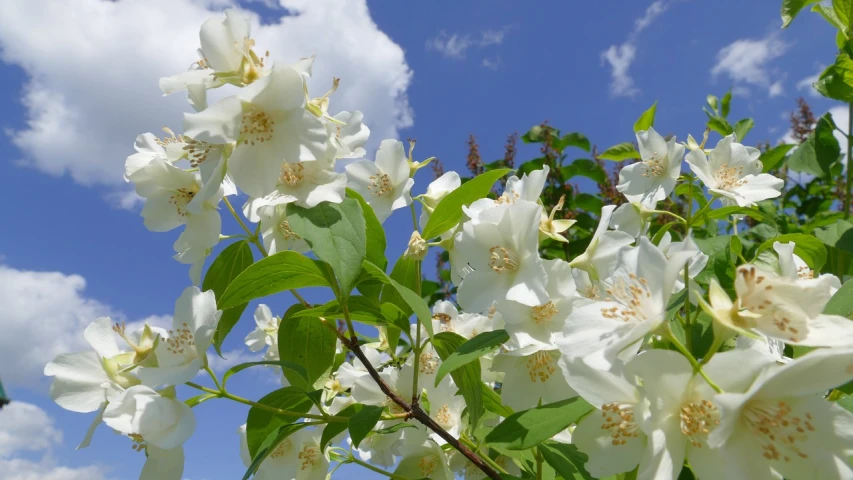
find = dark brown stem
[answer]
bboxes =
[335,329,502,480]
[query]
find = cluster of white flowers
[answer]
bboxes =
[44,8,853,480]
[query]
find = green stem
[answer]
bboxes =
[535,449,543,480]
[846,103,853,219]
[349,455,412,480]
[184,381,344,422]
[204,365,222,391]
[689,194,718,227]
[683,265,692,352]
[461,436,509,475]
[410,260,424,403]
[223,196,268,256]
[664,325,723,393]
[410,202,420,232]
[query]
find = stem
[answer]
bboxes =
[204,365,222,392]
[410,260,423,403]
[349,455,412,480]
[846,102,853,219]
[409,202,419,232]
[683,265,692,351]
[664,325,723,394]
[223,197,253,237]
[341,301,357,344]
[461,436,509,475]
[184,381,344,422]
[535,449,543,480]
[290,289,311,307]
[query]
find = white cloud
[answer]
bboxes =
[0,0,412,194]
[206,349,262,373]
[601,0,674,97]
[426,27,510,59]
[0,402,62,457]
[710,33,788,97]
[0,402,113,480]
[482,57,503,71]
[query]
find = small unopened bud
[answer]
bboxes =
[405,231,428,260]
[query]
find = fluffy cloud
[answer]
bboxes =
[0,402,112,480]
[796,65,824,98]
[426,27,510,61]
[710,33,788,97]
[0,0,412,193]
[601,0,674,97]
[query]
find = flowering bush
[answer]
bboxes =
[46,3,853,480]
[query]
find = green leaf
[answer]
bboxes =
[348,405,385,448]
[243,423,308,480]
[435,330,509,385]
[218,251,334,310]
[573,194,603,216]
[278,309,338,389]
[184,393,217,408]
[561,159,607,183]
[760,144,795,172]
[825,279,853,318]
[422,168,512,239]
[485,397,594,450]
[381,256,421,318]
[246,387,315,457]
[706,94,719,115]
[554,132,591,153]
[287,198,366,296]
[781,0,820,27]
[363,260,433,338]
[538,441,594,480]
[347,189,387,271]
[815,3,848,31]
[816,57,853,103]
[707,115,734,136]
[221,360,309,390]
[733,118,755,142]
[481,383,514,417]
[787,113,840,179]
[598,143,641,161]
[758,233,828,271]
[320,404,362,449]
[721,90,732,118]
[633,101,657,133]
[292,295,383,322]
[432,332,484,428]
[202,241,254,355]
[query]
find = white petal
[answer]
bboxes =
[183,96,244,144]
[84,317,122,359]
[44,351,109,413]
[141,446,185,480]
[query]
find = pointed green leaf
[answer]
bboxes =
[348,405,385,448]
[286,198,366,296]
[598,143,641,161]
[538,441,595,480]
[202,241,254,354]
[278,306,338,389]
[432,332,484,428]
[633,101,657,132]
[218,251,334,310]
[246,387,316,457]
[760,144,795,172]
[362,260,432,338]
[435,330,509,385]
[554,132,590,153]
[733,117,755,142]
[485,397,594,450]
[243,423,308,480]
[422,168,511,239]
[781,0,820,27]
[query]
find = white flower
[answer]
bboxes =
[395,438,453,480]
[491,348,576,411]
[658,231,708,300]
[125,132,187,179]
[464,165,549,221]
[496,259,576,350]
[685,134,783,207]
[610,202,648,238]
[325,110,370,160]
[727,264,853,347]
[128,156,222,253]
[160,9,265,110]
[44,317,139,413]
[706,348,853,479]
[335,346,381,390]
[454,200,548,312]
[774,241,841,293]
[138,287,221,386]
[183,62,330,198]
[103,385,195,449]
[559,238,694,369]
[616,127,684,207]
[419,171,461,233]
[244,203,310,255]
[238,425,329,480]
[427,380,466,442]
[140,445,185,480]
[245,304,280,361]
[570,205,635,281]
[345,139,414,222]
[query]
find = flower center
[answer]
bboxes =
[744,399,813,462]
[531,301,558,325]
[419,350,439,375]
[600,403,640,446]
[526,351,557,383]
[796,266,814,280]
[269,438,293,459]
[278,162,305,187]
[298,445,320,470]
[434,404,454,429]
[601,273,654,323]
[680,399,719,447]
[240,107,274,146]
[713,164,745,190]
[128,433,147,452]
[368,173,394,197]
[642,153,666,177]
[433,313,454,332]
[165,323,195,356]
[183,137,219,168]
[418,455,438,477]
[277,219,300,240]
[169,185,199,217]
[488,246,519,273]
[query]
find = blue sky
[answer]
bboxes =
[0,0,844,478]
